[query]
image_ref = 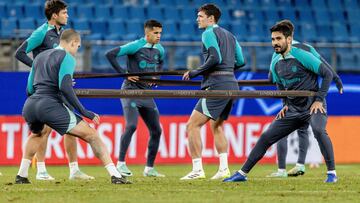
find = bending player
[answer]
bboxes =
[225,20,338,183]
[15,0,93,181]
[15,29,130,184]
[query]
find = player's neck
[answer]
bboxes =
[281,44,292,58]
[48,20,61,31]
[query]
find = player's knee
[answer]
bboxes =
[186,121,200,132]
[125,124,137,134]
[312,125,325,136]
[151,127,162,137]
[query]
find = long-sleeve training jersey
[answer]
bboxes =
[270,46,333,111]
[15,22,63,67]
[188,24,245,88]
[105,37,165,89]
[27,47,95,120]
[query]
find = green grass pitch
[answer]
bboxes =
[1,164,360,203]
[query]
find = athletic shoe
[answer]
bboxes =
[288,165,305,177]
[325,173,338,183]
[36,171,55,180]
[69,170,95,180]
[117,164,133,177]
[111,176,132,184]
[15,175,31,184]
[180,170,206,180]
[210,168,231,180]
[266,170,288,178]
[143,168,165,177]
[223,171,247,182]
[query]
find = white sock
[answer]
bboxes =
[117,161,126,167]
[192,158,203,172]
[144,166,153,173]
[327,170,337,175]
[278,168,286,173]
[105,163,122,178]
[237,170,247,176]
[18,159,31,177]
[69,162,79,175]
[37,162,47,173]
[296,163,304,167]
[219,153,228,171]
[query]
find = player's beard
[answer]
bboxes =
[274,43,288,54]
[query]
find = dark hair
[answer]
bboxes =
[270,19,294,38]
[198,3,221,23]
[144,19,163,30]
[44,0,67,20]
[60,29,80,42]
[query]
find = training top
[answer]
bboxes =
[188,24,245,88]
[27,46,95,120]
[15,22,63,67]
[105,37,165,89]
[270,46,333,111]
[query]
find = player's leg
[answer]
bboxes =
[33,125,55,181]
[209,118,230,180]
[117,103,139,177]
[224,112,302,182]
[64,134,94,180]
[69,121,131,184]
[288,125,309,177]
[180,109,210,180]
[267,136,288,178]
[310,112,337,183]
[139,105,164,177]
[16,124,48,184]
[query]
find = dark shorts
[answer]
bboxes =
[195,82,239,120]
[22,96,82,135]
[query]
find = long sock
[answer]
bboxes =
[192,158,203,171]
[105,163,122,178]
[219,153,228,171]
[18,159,31,177]
[37,162,47,173]
[69,162,79,175]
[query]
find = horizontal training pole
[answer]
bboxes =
[138,78,274,86]
[75,89,316,99]
[73,71,186,79]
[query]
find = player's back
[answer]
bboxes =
[207,25,237,69]
[32,48,68,97]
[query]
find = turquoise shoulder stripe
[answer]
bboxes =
[117,38,146,56]
[154,43,165,60]
[235,40,244,66]
[291,47,321,74]
[27,67,35,95]
[270,54,281,83]
[58,52,76,88]
[202,28,222,63]
[25,23,49,53]
[307,44,321,59]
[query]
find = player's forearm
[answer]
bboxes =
[189,48,220,78]
[105,47,125,73]
[15,42,33,67]
[316,64,333,101]
[60,76,95,119]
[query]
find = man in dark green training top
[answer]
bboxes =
[15,0,93,181]
[15,29,130,185]
[105,19,165,178]
[225,20,338,183]
[181,3,245,180]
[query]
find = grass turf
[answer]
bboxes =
[1,164,360,203]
